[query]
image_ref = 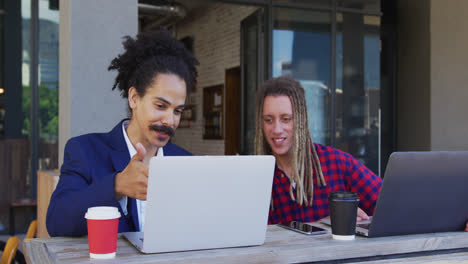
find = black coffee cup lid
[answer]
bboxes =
[328,191,360,202]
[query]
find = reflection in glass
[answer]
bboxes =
[335,13,380,173]
[22,0,31,137]
[22,0,59,169]
[38,0,59,170]
[272,8,331,145]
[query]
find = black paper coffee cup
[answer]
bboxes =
[328,191,360,240]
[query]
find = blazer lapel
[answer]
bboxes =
[110,151,130,172]
[108,119,140,231]
[109,119,131,172]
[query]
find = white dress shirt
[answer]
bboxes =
[119,120,164,232]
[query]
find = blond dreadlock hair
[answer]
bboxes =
[254,76,326,207]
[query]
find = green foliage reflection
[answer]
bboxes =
[22,84,58,139]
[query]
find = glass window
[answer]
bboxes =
[22,0,31,137]
[273,0,331,9]
[337,0,380,14]
[38,0,59,170]
[272,8,332,145]
[335,13,380,173]
[21,0,59,171]
[240,3,385,172]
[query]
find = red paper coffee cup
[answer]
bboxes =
[85,206,121,259]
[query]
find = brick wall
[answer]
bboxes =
[172,3,257,155]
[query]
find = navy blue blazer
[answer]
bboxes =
[46,120,191,237]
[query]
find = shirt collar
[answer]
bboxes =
[122,120,164,158]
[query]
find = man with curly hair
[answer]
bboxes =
[46,30,199,237]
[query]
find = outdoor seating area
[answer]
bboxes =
[2,0,468,263]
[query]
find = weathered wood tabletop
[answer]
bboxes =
[23,224,468,264]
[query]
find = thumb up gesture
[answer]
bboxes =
[115,143,149,200]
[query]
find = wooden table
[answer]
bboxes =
[23,224,468,264]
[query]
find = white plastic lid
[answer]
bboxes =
[85,206,121,220]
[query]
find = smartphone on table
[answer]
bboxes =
[277,221,328,235]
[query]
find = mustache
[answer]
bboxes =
[149,124,175,137]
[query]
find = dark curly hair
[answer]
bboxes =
[108,30,199,99]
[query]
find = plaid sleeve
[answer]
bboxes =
[346,155,382,215]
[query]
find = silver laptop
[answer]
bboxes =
[123,155,275,253]
[323,151,468,237]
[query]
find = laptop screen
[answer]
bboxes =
[368,151,468,237]
[135,155,275,253]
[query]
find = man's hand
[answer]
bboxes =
[114,143,149,200]
[465,221,468,232]
[357,207,369,222]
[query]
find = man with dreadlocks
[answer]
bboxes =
[255,76,381,225]
[256,77,468,231]
[47,30,199,237]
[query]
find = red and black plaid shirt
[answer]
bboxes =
[268,143,382,225]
